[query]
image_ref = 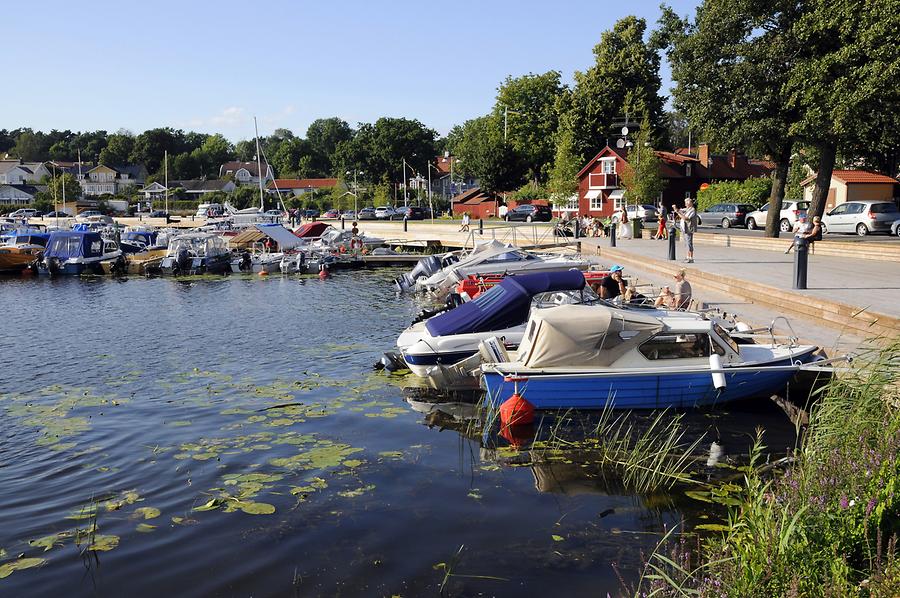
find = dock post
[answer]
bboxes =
[341,218,345,230]
[610,223,617,247]
[403,217,408,232]
[574,219,580,239]
[479,218,483,235]
[793,237,808,290]
[668,226,676,260]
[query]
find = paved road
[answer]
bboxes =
[697,224,900,243]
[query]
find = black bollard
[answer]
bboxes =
[479,218,483,234]
[341,217,345,230]
[403,216,408,232]
[574,219,580,239]
[793,236,808,290]
[668,225,677,260]
[610,223,617,247]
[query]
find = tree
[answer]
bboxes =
[99,132,135,166]
[657,0,803,236]
[307,117,354,174]
[130,128,189,173]
[352,118,437,187]
[39,173,82,206]
[494,71,566,183]
[192,134,234,177]
[229,186,260,210]
[619,115,665,207]
[12,130,49,161]
[171,152,201,179]
[548,116,581,210]
[448,115,524,193]
[566,16,667,163]
[234,140,257,162]
[785,0,900,218]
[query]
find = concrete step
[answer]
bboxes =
[690,231,900,262]
[591,245,900,340]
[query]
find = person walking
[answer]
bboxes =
[654,212,668,240]
[618,209,632,239]
[677,199,698,263]
[459,212,471,232]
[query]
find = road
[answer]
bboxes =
[696,223,900,243]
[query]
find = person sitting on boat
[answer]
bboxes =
[654,285,676,309]
[672,269,692,309]
[598,265,627,299]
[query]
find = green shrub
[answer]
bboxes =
[511,183,548,203]
[696,178,772,212]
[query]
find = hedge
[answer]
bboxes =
[695,178,772,212]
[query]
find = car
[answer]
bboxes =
[323,209,339,219]
[302,209,320,219]
[613,204,658,223]
[505,204,553,222]
[696,203,756,228]
[394,206,425,220]
[358,208,377,220]
[43,210,72,219]
[340,210,357,220]
[821,201,899,236]
[374,206,394,220]
[196,203,224,218]
[745,200,809,232]
[76,210,102,221]
[148,210,169,218]
[891,218,900,238]
[8,208,40,219]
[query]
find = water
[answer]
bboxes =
[0,271,798,596]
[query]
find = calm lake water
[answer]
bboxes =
[0,271,797,597]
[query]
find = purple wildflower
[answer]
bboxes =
[840,495,849,509]
[866,497,877,517]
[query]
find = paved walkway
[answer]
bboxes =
[581,236,900,319]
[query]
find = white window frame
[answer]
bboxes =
[601,159,616,174]
[590,195,603,210]
[614,196,626,210]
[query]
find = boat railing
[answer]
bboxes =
[462,222,576,251]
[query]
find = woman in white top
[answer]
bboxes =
[618,209,632,239]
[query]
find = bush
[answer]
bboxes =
[511,183,548,203]
[696,178,772,212]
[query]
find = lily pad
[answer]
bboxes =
[136,523,157,533]
[551,535,564,542]
[240,502,276,515]
[193,497,224,512]
[29,534,64,552]
[695,523,731,532]
[133,507,161,520]
[0,557,45,579]
[87,534,119,552]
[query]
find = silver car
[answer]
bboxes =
[822,201,899,236]
[745,200,809,232]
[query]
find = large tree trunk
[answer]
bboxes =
[808,142,837,219]
[764,146,792,238]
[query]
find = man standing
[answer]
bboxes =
[677,199,698,263]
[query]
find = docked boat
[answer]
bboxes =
[160,233,231,275]
[401,240,590,299]
[397,270,589,379]
[0,229,49,273]
[481,304,819,411]
[37,231,123,275]
[119,229,160,253]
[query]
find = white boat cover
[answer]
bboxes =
[254,224,302,249]
[515,304,662,368]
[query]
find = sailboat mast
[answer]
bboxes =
[254,116,264,211]
[164,150,169,215]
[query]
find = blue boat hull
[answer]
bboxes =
[483,348,818,410]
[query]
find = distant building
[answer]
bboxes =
[801,170,899,211]
[78,164,147,196]
[576,143,773,217]
[266,178,338,197]
[0,160,51,185]
[140,179,236,201]
[450,187,502,219]
[0,184,42,205]
[219,161,274,185]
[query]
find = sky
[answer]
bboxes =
[6,0,701,141]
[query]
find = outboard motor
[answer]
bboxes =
[376,351,408,372]
[111,255,127,277]
[46,256,62,276]
[176,248,191,274]
[239,251,252,272]
[395,255,444,292]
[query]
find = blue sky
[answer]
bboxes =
[8,0,700,141]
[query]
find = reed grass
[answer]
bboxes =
[635,338,900,597]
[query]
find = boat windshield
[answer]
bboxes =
[639,333,711,360]
[483,250,535,263]
[713,322,740,354]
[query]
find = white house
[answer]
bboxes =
[219,161,274,185]
[0,160,51,185]
[79,164,147,196]
[0,184,41,205]
[140,179,236,201]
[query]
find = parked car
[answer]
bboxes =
[745,200,809,232]
[358,208,377,220]
[891,218,900,237]
[394,206,425,220]
[505,204,553,222]
[696,203,756,228]
[822,201,899,236]
[43,210,72,219]
[8,208,40,219]
[302,209,320,219]
[76,210,102,221]
[374,206,395,220]
[613,204,658,223]
[323,209,339,219]
[148,210,169,218]
[340,210,357,220]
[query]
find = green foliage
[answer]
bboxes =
[548,118,581,207]
[229,186,260,210]
[38,173,82,205]
[99,132,135,166]
[494,71,566,183]
[510,183,547,203]
[619,114,665,206]
[447,115,524,193]
[565,16,666,162]
[696,178,772,212]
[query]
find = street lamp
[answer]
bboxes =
[442,156,462,217]
[345,170,363,215]
[427,162,443,224]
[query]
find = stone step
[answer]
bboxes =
[592,245,899,340]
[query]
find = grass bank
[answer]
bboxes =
[638,339,900,597]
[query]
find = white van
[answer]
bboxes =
[196,203,223,218]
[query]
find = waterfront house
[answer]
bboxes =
[140,179,236,201]
[78,164,147,196]
[800,170,899,211]
[576,143,773,217]
[450,188,501,219]
[0,184,42,206]
[219,161,274,185]
[0,160,51,185]
[266,178,338,197]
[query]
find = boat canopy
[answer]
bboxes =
[515,304,662,368]
[122,230,158,244]
[0,229,50,246]
[294,222,329,238]
[254,224,303,249]
[425,270,587,338]
[44,231,105,260]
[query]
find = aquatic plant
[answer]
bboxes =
[635,339,900,597]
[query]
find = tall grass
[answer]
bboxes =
[636,339,900,597]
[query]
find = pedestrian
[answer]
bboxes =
[459,212,470,232]
[677,199,698,263]
[655,212,668,240]
[785,214,811,254]
[618,209,632,239]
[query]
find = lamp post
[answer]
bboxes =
[345,170,363,216]
[427,162,442,224]
[442,156,462,217]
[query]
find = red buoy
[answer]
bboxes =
[499,392,535,427]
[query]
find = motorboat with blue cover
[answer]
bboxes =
[397,270,588,378]
[120,230,159,253]
[37,231,122,275]
[481,304,819,410]
[160,233,231,275]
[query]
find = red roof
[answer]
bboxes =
[268,178,338,190]
[800,170,899,187]
[433,156,454,174]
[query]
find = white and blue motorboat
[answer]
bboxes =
[160,233,232,275]
[37,231,122,275]
[397,270,589,378]
[481,304,819,410]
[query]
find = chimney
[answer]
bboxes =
[729,149,738,169]
[698,143,710,168]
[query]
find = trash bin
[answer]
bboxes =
[633,218,642,238]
